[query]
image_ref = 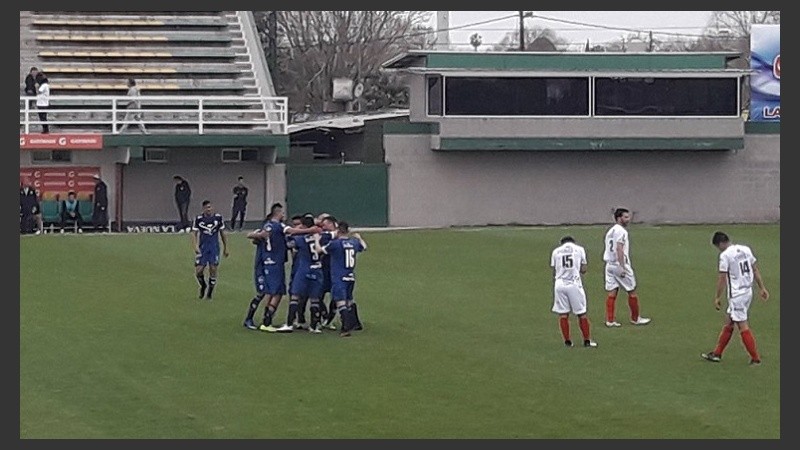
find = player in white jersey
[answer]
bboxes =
[702,232,769,365]
[550,236,597,348]
[602,208,650,327]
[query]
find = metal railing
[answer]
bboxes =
[20,95,288,135]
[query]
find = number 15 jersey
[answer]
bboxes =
[551,242,587,286]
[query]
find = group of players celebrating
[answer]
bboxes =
[190,201,367,337]
[242,204,367,337]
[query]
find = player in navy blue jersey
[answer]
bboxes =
[319,215,339,329]
[191,200,229,300]
[285,215,308,329]
[242,204,321,331]
[321,221,367,337]
[279,216,331,333]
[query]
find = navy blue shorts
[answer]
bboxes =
[256,264,286,295]
[195,248,220,267]
[331,280,355,302]
[290,269,324,299]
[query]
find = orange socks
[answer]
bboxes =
[741,329,760,361]
[606,293,617,322]
[578,316,591,341]
[559,317,570,341]
[628,293,640,321]
[714,324,734,355]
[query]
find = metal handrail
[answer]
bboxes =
[20,95,288,135]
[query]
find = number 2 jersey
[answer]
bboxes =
[603,223,630,266]
[719,244,757,298]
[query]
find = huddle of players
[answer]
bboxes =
[242,204,367,337]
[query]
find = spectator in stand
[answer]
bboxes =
[23,67,38,110]
[35,72,50,134]
[117,78,148,134]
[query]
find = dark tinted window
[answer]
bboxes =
[445,77,589,116]
[594,77,738,116]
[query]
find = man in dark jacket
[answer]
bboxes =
[23,67,38,109]
[231,176,248,231]
[174,175,191,232]
[91,174,109,232]
[20,178,43,235]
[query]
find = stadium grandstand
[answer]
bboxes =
[20,11,289,231]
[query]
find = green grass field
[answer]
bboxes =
[20,224,780,438]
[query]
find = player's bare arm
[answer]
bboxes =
[248,228,269,240]
[220,228,229,258]
[353,233,367,250]
[714,272,728,310]
[286,225,322,235]
[191,229,200,254]
[580,263,587,275]
[753,263,769,301]
[615,241,625,276]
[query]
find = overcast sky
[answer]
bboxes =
[430,11,715,50]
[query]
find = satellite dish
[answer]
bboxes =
[353,83,364,98]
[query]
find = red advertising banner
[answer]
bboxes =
[20,133,103,150]
[20,166,101,201]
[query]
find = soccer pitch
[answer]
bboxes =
[19,224,780,438]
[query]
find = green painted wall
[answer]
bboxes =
[437,137,744,151]
[425,52,732,71]
[286,164,388,227]
[744,122,780,134]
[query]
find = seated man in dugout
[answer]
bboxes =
[59,191,84,233]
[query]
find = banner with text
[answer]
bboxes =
[750,24,780,122]
[20,133,103,150]
[20,166,101,201]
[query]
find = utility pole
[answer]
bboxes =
[519,11,525,51]
[648,30,654,52]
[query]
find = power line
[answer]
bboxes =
[447,26,710,32]
[530,13,734,39]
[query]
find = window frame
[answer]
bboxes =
[441,75,592,118]
[592,76,741,118]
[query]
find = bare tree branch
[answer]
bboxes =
[255,10,431,111]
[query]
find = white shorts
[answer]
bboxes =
[552,281,587,315]
[605,264,637,292]
[727,290,753,322]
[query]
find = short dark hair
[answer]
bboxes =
[560,235,575,245]
[301,216,315,228]
[127,78,136,86]
[30,66,38,72]
[322,216,337,225]
[173,175,183,181]
[202,200,211,207]
[270,202,283,212]
[337,221,350,234]
[712,231,730,246]
[303,212,315,219]
[613,208,630,220]
[238,176,244,181]
[67,191,76,197]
